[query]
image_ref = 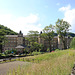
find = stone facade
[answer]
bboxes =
[3,31,27,52]
[3,31,72,52]
[38,35,72,50]
[71,64,75,75]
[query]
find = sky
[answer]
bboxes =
[0,0,75,35]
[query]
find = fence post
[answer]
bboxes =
[18,57,20,61]
[14,58,16,61]
[32,59,34,62]
[23,58,24,61]
[3,58,6,62]
[38,60,39,63]
[9,57,11,62]
[15,71,17,75]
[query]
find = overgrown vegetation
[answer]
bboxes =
[4,49,17,56]
[70,37,75,49]
[0,24,18,52]
[56,19,71,49]
[41,24,54,52]
[7,50,75,75]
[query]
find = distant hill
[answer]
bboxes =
[0,24,18,35]
[54,32,75,37]
[0,24,18,52]
[68,32,75,37]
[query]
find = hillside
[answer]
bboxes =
[8,50,75,75]
[54,32,75,37]
[0,24,18,52]
[0,24,17,35]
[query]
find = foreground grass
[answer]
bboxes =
[7,50,75,75]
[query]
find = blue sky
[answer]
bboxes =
[0,0,75,34]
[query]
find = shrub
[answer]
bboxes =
[11,49,17,55]
[4,50,12,55]
[47,48,50,52]
[0,53,2,56]
[32,51,44,55]
[70,37,75,49]
[55,49,60,51]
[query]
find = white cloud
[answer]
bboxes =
[59,4,71,12]
[0,14,42,35]
[59,4,75,33]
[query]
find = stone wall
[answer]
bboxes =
[71,64,75,75]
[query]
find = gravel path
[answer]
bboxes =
[0,61,31,75]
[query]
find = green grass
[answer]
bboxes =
[7,50,75,75]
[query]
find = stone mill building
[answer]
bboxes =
[2,31,72,52]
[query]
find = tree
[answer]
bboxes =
[26,30,39,52]
[41,24,54,52]
[56,19,71,49]
[0,24,18,52]
[70,37,75,49]
[26,30,39,46]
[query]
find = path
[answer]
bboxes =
[0,61,31,75]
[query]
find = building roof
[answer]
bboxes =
[15,45,25,49]
[5,35,72,39]
[5,35,26,37]
[5,35,18,37]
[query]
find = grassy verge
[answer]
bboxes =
[7,50,75,75]
[19,50,72,63]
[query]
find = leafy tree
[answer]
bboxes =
[41,24,54,52]
[4,50,12,55]
[25,30,39,53]
[0,24,18,52]
[11,49,17,54]
[56,19,71,49]
[26,30,44,52]
[29,42,44,52]
[26,30,39,46]
[0,53,2,57]
[70,37,75,49]
[39,44,44,52]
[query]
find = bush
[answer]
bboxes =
[0,53,2,56]
[11,49,17,55]
[4,50,12,56]
[32,51,44,55]
[47,48,50,52]
[55,49,60,52]
[4,49,17,55]
[70,37,75,49]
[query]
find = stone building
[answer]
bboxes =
[38,35,72,50]
[3,31,72,52]
[3,31,28,53]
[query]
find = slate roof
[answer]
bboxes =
[5,35,27,37]
[5,35,18,37]
[15,45,25,48]
[5,35,72,39]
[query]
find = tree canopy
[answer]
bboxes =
[0,24,18,52]
[70,37,75,49]
[56,19,71,49]
[27,30,39,45]
[41,24,55,52]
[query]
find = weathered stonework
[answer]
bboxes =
[3,31,72,52]
[71,64,75,75]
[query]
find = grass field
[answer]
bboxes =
[7,49,75,75]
